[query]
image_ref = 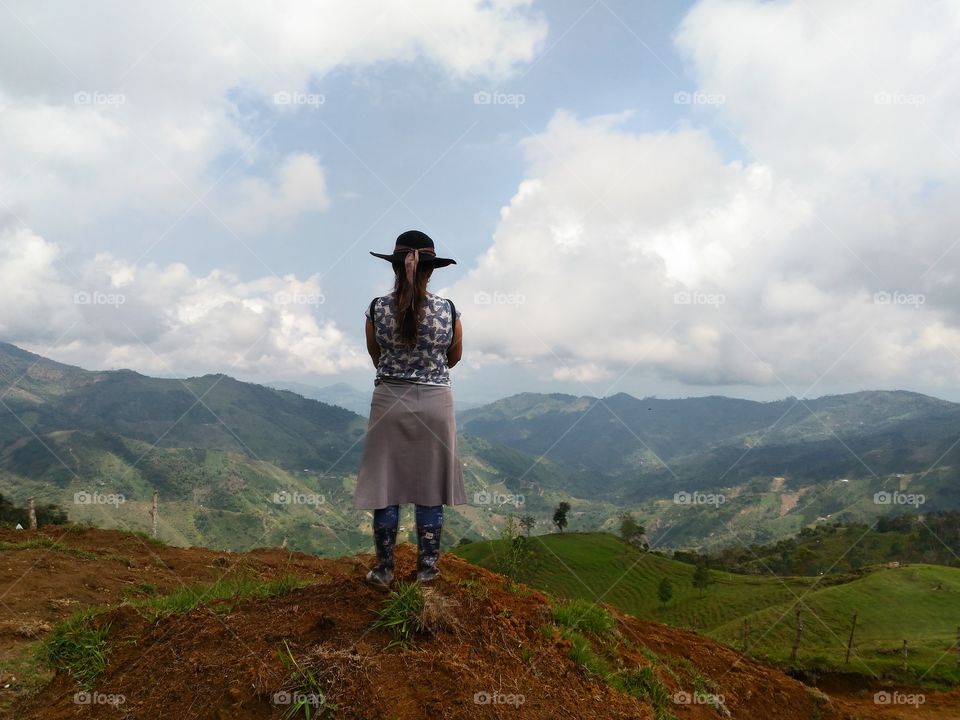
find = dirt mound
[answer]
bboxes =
[5,527,849,720]
[0,525,342,660]
[0,526,938,718]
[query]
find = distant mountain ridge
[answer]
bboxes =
[455,387,960,548]
[457,388,960,492]
[0,342,593,553]
[4,340,960,553]
[265,379,486,416]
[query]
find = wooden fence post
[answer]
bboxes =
[902,639,908,672]
[845,612,857,664]
[790,606,803,663]
[150,491,158,538]
[28,497,37,530]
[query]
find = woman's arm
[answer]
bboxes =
[365,319,380,368]
[447,318,463,368]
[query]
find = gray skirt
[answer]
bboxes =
[353,379,468,509]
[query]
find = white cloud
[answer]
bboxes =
[439,0,960,393]
[445,97,960,390]
[0,226,365,377]
[674,0,960,191]
[217,153,330,234]
[0,0,547,379]
[0,0,547,232]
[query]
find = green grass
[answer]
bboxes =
[275,640,337,719]
[551,622,678,719]
[39,574,310,689]
[454,532,819,631]
[456,576,490,601]
[611,666,676,720]
[562,628,611,678]
[454,532,960,686]
[140,574,307,615]
[0,538,98,560]
[40,608,112,688]
[712,563,960,683]
[370,582,427,649]
[551,598,615,637]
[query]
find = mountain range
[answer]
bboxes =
[264,379,485,416]
[2,340,959,553]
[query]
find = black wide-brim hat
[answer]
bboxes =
[370,230,457,268]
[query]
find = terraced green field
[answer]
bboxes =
[712,564,960,683]
[453,532,960,685]
[454,532,819,631]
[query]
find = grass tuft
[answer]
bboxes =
[40,608,112,688]
[612,666,676,720]
[551,598,615,637]
[371,581,429,649]
[140,574,308,615]
[275,640,337,719]
[0,538,98,560]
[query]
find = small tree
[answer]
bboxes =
[618,512,647,550]
[692,563,711,598]
[553,502,570,534]
[494,514,533,584]
[657,577,673,609]
[519,514,536,538]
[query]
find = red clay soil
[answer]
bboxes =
[0,527,955,719]
[0,525,345,661]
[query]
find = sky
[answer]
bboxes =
[2,0,960,406]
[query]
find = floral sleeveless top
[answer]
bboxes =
[366,292,461,386]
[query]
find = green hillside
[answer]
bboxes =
[713,564,960,683]
[454,532,960,685]
[695,513,960,574]
[457,389,960,488]
[6,340,960,557]
[454,532,820,631]
[629,470,960,552]
[0,343,603,555]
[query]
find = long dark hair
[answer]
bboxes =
[391,257,432,349]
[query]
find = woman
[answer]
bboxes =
[354,230,467,590]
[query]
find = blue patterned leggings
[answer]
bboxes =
[373,504,443,531]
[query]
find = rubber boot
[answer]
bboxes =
[366,525,396,591]
[416,524,442,583]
